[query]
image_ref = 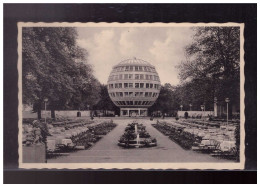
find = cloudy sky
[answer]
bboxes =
[77,27,194,86]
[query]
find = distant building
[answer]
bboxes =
[107,58,161,116]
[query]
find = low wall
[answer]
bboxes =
[178,111,213,117]
[41,110,91,118]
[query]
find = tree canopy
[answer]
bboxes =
[22,27,101,118]
[93,84,119,115]
[176,27,240,112]
[149,27,240,115]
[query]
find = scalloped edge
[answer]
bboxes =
[17,22,245,170]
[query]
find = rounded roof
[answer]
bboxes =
[114,57,154,67]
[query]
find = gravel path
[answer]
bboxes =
[48,118,232,163]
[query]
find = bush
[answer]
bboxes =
[152,122,199,150]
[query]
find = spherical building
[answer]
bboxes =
[107,58,161,116]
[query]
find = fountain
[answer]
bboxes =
[136,134,140,148]
[135,124,140,148]
[118,122,157,148]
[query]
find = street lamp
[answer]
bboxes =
[214,97,218,117]
[189,104,192,111]
[43,98,48,124]
[200,105,205,125]
[180,105,183,111]
[225,98,230,125]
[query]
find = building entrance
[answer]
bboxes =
[120,108,148,117]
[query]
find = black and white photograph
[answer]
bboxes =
[18,22,245,169]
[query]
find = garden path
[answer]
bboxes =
[47,118,231,163]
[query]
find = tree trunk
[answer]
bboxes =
[51,109,55,119]
[37,101,42,119]
[37,108,42,119]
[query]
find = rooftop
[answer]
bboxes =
[114,57,154,68]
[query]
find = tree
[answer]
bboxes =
[68,63,101,111]
[177,27,240,115]
[149,83,180,115]
[93,85,119,116]
[22,27,97,119]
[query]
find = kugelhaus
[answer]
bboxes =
[107,58,161,117]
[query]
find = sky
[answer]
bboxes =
[76,27,194,86]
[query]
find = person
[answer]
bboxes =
[175,113,179,121]
[150,115,154,121]
[184,111,189,119]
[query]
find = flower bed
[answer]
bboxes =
[118,122,157,148]
[152,121,239,161]
[22,119,117,159]
[152,121,201,150]
[70,121,117,150]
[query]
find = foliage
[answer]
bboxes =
[93,84,119,115]
[149,83,180,114]
[22,27,101,118]
[176,27,240,112]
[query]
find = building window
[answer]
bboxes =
[140,92,143,97]
[130,66,134,71]
[150,75,153,80]
[135,83,139,88]
[115,83,118,88]
[120,92,123,97]
[135,74,139,79]
[129,92,133,97]
[110,84,114,89]
[140,74,144,80]
[125,66,130,71]
[140,83,144,88]
[124,83,128,88]
[150,84,153,89]
[145,92,149,97]
[119,83,122,88]
[146,74,149,80]
[146,83,149,88]
[129,83,133,88]
[124,74,128,79]
[129,74,133,79]
[124,92,129,97]
[119,74,123,80]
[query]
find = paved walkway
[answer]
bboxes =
[48,119,231,163]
